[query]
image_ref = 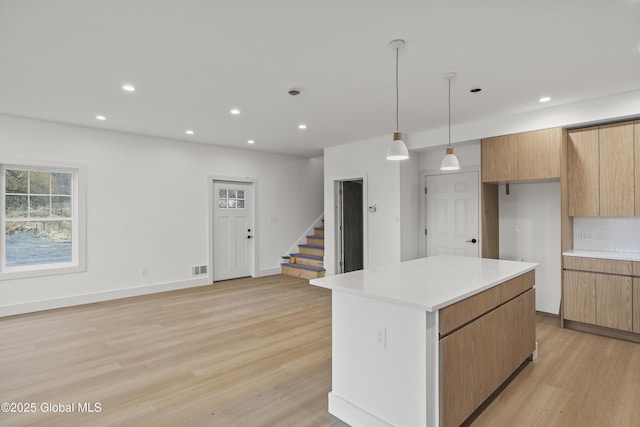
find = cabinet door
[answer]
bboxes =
[595,273,632,331]
[518,128,561,180]
[599,122,634,216]
[563,270,595,323]
[481,135,518,183]
[440,289,534,427]
[568,127,599,216]
[634,278,640,334]
[635,121,640,215]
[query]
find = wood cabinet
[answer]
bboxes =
[634,278,640,334]
[599,122,634,216]
[568,127,599,216]
[563,256,636,335]
[567,121,635,216]
[441,289,535,427]
[635,121,640,215]
[563,270,595,324]
[481,135,518,182]
[481,128,561,183]
[595,273,632,331]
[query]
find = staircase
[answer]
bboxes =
[281,220,326,280]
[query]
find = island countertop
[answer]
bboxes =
[310,255,538,312]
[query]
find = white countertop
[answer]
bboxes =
[563,250,640,262]
[310,255,537,312]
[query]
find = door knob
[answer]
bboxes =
[466,238,477,244]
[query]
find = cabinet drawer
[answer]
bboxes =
[563,256,632,275]
[633,262,640,277]
[499,270,535,303]
[439,271,535,336]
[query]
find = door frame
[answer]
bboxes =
[208,175,258,281]
[420,167,481,258]
[333,174,369,274]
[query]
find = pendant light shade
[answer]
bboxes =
[386,39,409,161]
[440,147,460,170]
[440,72,460,171]
[387,131,409,160]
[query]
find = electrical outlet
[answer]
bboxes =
[513,228,520,238]
[581,231,594,240]
[141,268,148,277]
[375,326,386,348]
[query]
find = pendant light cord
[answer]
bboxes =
[395,47,400,132]
[448,77,451,148]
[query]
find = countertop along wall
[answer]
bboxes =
[0,114,324,316]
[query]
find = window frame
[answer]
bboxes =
[0,159,86,280]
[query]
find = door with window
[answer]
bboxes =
[213,181,253,281]
[426,172,479,257]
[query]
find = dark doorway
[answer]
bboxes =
[341,180,363,272]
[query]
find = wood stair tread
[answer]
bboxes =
[299,244,324,249]
[281,263,325,272]
[290,253,323,261]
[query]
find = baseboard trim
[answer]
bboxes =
[0,277,210,317]
[256,266,282,277]
[328,392,392,427]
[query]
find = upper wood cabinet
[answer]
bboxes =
[481,128,561,183]
[599,122,634,216]
[568,127,599,216]
[635,121,640,215]
[568,121,634,216]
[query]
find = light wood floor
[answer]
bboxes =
[1,276,640,427]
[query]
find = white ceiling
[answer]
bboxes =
[1,0,639,158]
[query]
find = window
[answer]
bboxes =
[218,188,245,209]
[1,163,85,279]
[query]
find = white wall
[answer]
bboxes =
[0,114,323,315]
[400,156,419,261]
[324,136,404,275]
[499,182,561,314]
[406,89,640,151]
[574,217,640,253]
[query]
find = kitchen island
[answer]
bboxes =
[310,255,538,427]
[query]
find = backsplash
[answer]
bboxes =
[573,217,640,253]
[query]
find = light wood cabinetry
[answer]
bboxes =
[634,278,640,334]
[441,289,535,427]
[563,270,595,324]
[595,273,632,331]
[599,122,634,216]
[563,256,638,337]
[518,127,562,180]
[481,135,518,182]
[481,128,561,183]
[568,127,599,216]
[567,121,635,216]
[635,121,640,215]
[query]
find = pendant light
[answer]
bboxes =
[440,72,460,171]
[386,39,409,161]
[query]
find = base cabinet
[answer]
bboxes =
[440,288,535,427]
[563,256,638,337]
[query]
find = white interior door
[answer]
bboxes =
[426,172,479,257]
[213,181,253,281]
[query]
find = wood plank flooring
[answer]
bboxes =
[0,275,346,427]
[1,276,640,426]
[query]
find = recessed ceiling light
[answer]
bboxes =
[539,96,551,103]
[298,124,307,129]
[122,84,136,92]
[247,140,255,144]
[185,130,194,135]
[230,108,240,115]
[95,115,106,121]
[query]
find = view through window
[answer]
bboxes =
[4,168,73,268]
